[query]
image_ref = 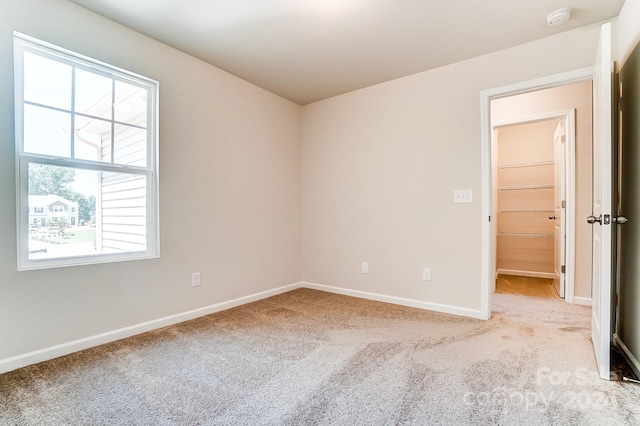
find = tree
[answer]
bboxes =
[29,164,76,199]
[68,193,96,224]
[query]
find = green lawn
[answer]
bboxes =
[63,229,96,244]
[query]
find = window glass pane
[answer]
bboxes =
[23,52,72,110]
[115,81,147,127]
[28,163,98,260]
[24,104,71,157]
[75,116,111,162]
[27,163,147,260]
[113,124,147,167]
[75,68,112,119]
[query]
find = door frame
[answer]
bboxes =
[491,110,575,298]
[591,21,614,380]
[553,119,567,298]
[479,67,593,319]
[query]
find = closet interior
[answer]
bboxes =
[496,119,559,279]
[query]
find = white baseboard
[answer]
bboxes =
[573,296,592,306]
[301,281,485,320]
[1,280,486,374]
[614,334,640,379]
[0,282,303,375]
[497,269,556,280]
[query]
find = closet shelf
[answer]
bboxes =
[499,184,554,191]
[498,232,553,238]
[498,210,554,213]
[499,161,554,169]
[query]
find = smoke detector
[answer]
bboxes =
[546,8,571,26]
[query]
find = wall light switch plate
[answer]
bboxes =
[453,189,473,203]
[361,261,369,274]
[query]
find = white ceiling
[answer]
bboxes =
[70,0,624,105]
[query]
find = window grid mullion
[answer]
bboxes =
[22,101,70,116]
[28,106,148,131]
[110,79,116,164]
[71,66,76,159]
[19,50,25,156]
[22,154,152,175]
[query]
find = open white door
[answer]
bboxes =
[553,121,566,298]
[590,22,613,381]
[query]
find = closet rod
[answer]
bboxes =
[499,161,554,169]
[499,184,554,191]
[498,232,553,238]
[498,210,553,213]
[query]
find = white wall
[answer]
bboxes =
[491,80,593,299]
[616,0,640,65]
[0,0,302,364]
[301,24,602,315]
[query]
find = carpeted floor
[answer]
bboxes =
[1,285,639,425]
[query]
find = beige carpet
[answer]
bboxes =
[1,286,639,425]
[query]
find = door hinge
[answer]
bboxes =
[488,215,491,222]
[561,265,566,274]
[561,200,566,209]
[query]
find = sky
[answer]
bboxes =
[23,50,147,196]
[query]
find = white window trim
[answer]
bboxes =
[14,32,160,270]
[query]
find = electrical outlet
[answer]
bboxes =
[191,272,201,287]
[453,189,473,203]
[422,268,431,281]
[361,261,369,274]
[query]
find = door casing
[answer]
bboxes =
[590,22,614,380]
[480,67,593,319]
[553,120,567,298]
[490,111,575,298]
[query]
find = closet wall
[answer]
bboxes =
[496,119,559,277]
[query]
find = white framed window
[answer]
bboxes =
[14,33,159,270]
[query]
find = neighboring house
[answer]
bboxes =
[28,195,79,228]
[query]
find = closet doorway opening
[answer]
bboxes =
[480,73,595,318]
[491,112,575,301]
